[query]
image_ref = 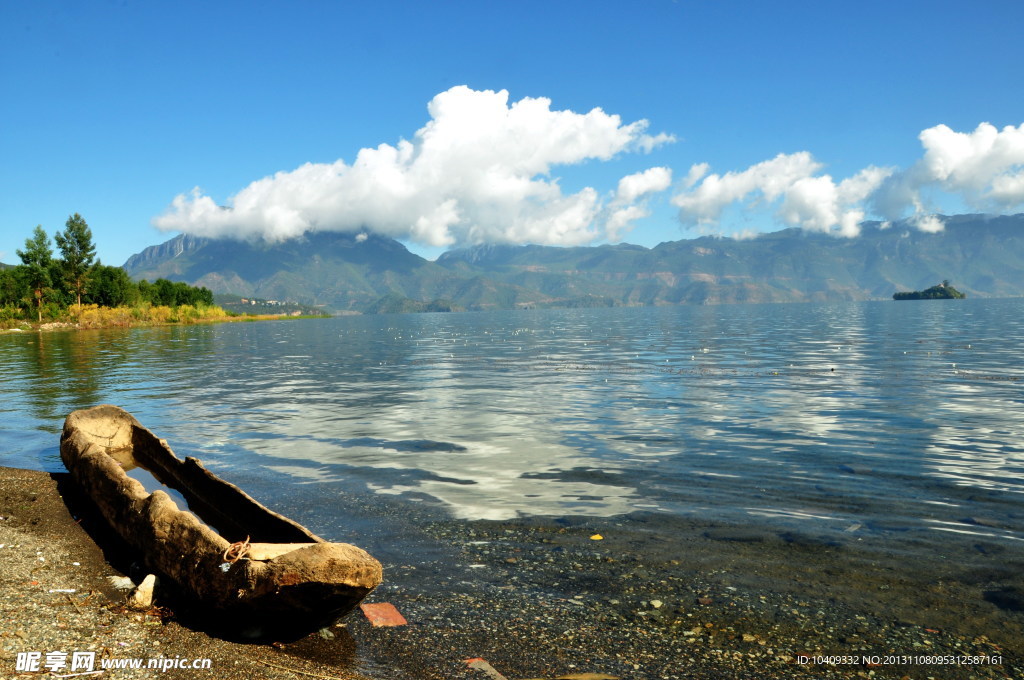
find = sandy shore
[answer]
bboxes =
[1,465,1019,679]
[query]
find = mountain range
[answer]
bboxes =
[119,213,1024,312]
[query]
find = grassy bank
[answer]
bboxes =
[0,303,330,331]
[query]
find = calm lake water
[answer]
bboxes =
[2,301,1023,625]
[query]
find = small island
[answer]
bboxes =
[893,280,966,300]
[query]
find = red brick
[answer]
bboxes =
[359,602,408,627]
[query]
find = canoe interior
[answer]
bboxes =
[128,425,321,544]
[67,406,323,545]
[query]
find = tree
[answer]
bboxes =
[16,225,53,322]
[137,277,214,307]
[152,278,177,306]
[0,266,26,307]
[87,264,138,307]
[54,213,97,306]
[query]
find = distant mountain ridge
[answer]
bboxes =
[122,233,208,270]
[123,231,533,311]
[122,213,1024,312]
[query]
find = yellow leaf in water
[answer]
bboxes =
[589,534,604,540]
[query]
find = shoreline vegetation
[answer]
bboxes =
[0,303,330,332]
[0,214,330,332]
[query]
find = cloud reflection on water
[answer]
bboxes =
[2,301,1023,546]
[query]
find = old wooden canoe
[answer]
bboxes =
[60,405,383,636]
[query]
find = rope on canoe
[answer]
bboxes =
[223,535,251,563]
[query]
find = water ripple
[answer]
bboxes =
[3,300,1023,550]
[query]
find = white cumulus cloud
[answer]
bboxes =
[154,86,675,247]
[672,153,821,227]
[871,122,1024,232]
[672,152,892,237]
[614,166,673,204]
[920,122,1024,201]
[603,166,673,240]
[674,121,1024,238]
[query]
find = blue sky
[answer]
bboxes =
[2,1,1023,266]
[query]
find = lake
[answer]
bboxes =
[2,300,1022,675]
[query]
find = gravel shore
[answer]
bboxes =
[1,466,1019,679]
[0,467,373,680]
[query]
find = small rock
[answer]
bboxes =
[126,574,157,610]
[464,658,509,680]
[649,599,663,609]
[108,575,134,590]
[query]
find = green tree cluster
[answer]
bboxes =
[893,281,967,300]
[1,215,214,322]
[137,278,214,307]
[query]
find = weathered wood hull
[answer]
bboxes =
[60,405,383,636]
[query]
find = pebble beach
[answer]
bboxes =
[1,466,1019,680]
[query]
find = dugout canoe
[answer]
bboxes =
[60,405,383,636]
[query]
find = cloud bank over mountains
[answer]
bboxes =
[675,122,1024,238]
[154,86,674,248]
[870,123,1024,230]
[154,86,1024,247]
